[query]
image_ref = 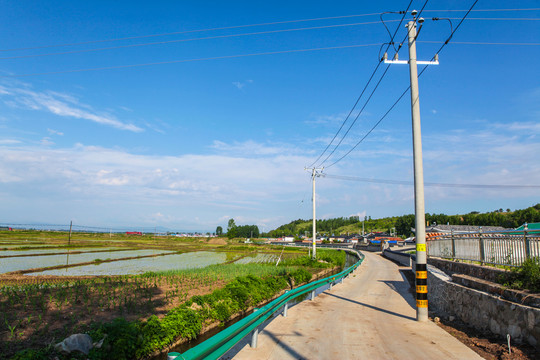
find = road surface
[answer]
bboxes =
[226,251,482,360]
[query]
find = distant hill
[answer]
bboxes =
[265,204,540,237]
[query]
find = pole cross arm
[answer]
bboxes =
[384,59,439,65]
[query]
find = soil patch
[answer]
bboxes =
[207,238,227,245]
[434,317,538,360]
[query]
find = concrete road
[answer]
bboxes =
[227,251,482,360]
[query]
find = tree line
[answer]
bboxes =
[267,204,540,237]
[216,219,260,239]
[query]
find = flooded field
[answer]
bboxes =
[1,249,173,274]
[0,247,127,257]
[29,251,282,276]
[32,250,225,276]
[0,229,343,360]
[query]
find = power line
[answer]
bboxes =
[0,20,399,61]
[321,174,540,189]
[419,41,540,46]
[445,17,540,21]
[424,8,540,12]
[316,63,392,167]
[316,0,432,168]
[324,0,479,168]
[307,1,414,168]
[3,9,533,53]
[0,43,381,78]
[0,13,384,53]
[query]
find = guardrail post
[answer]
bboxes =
[250,327,259,348]
[524,223,530,260]
[283,302,288,317]
[310,290,315,301]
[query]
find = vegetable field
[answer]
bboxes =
[0,229,344,359]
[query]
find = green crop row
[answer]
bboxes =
[87,269,311,359]
[8,250,340,360]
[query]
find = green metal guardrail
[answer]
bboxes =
[168,249,365,360]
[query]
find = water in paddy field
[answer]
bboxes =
[0,247,126,257]
[31,251,227,276]
[1,249,173,274]
[27,250,279,276]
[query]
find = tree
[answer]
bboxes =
[227,219,236,232]
[227,219,237,239]
[216,226,223,236]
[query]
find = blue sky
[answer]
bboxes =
[0,1,539,232]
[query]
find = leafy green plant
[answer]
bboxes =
[498,257,540,292]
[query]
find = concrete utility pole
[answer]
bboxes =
[384,11,438,322]
[305,167,323,259]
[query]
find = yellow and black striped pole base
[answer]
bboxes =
[415,263,428,308]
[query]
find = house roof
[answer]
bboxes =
[413,224,509,233]
[515,222,540,231]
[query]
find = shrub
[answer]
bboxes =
[499,258,540,293]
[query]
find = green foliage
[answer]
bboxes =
[235,225,260,238]
[499,258,540,293]
[86,273,290,359]
[89,318,139,360]
[288,268,312,284]
[317,249,346,267]
[267,204,540,237]
[279,249,346,269]
[9,346,54,360]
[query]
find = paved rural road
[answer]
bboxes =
[226,251,482,360]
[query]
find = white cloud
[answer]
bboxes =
[47,128,64,136]
[0,139,21,145]
[0,81,143,132]
[0,140,313,229]
[211,140,303,156]
[232,79,253,90]
[40,137,54,146]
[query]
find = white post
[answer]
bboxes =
[407,19,428,322]
[250,328,259,348]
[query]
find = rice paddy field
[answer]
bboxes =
[0,229,343,359]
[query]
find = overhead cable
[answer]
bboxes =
[0,20,399,60]
[324,0,478,168]
[419,41,540,46]
[307,0,414,168]
[0,13,384,53]
[316,0,431,168]
[322,174,540,189]
[0,43,380,78]
[1,8,536,53]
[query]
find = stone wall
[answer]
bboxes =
[426,262,540,348]
[382,252,540,348]
[427,257,509,283]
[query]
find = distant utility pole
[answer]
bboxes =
[384,10,438,322]
[305,167,323,259]
[68,220,73,246]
